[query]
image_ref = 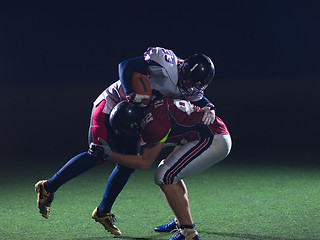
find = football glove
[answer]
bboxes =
[88,138,112,161]
[201,103,216,125]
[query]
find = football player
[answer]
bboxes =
[90,98,232,240]
[35,47,216,236]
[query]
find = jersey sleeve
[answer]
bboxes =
[118,56,147,95]
[141,99,171,143]
[144,47,179,85]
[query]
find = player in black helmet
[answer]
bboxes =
[90,97,231,240]
[178,54,215,96]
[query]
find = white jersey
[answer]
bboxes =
[93,80,127,114]
[144,47,203,102]
[93,47,203,114]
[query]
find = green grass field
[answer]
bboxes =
[1,153,319,240]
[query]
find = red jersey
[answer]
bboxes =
[141,98,229,144]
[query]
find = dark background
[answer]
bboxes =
[1,1,319,161]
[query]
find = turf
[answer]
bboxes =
[1,154,319,240]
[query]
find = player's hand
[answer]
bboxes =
[97,138,112,160]
[202,104,216,125]
[88,138,112,161]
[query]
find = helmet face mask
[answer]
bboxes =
[178,54,215,96]
[178,73,205,96]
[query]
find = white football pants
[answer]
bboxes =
[154,134,232,185]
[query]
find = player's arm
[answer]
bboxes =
[109,142,164,170]
[89,137,164,170]
[118,56,148,95]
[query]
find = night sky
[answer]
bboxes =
[1,1,319,86]
[1,1,319,159]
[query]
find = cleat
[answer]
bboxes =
[35,180,54,218]
[169,229,200,240]
[92,207,121,235]
[154,220,178,232]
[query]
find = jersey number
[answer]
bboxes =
[162,49,174,64]
[141,112,153,129]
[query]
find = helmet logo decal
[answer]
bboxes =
[190,63,199,72]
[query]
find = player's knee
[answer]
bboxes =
[154,160,180,185]
[154,159,165,185]
[154,174,179,185]
[154,174,164,185]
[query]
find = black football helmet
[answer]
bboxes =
[178,54,215,96]
[109,101,145,138]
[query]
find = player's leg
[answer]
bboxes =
[92,164,134,235]
[153,139,207,233]
[155,135,231,185]
[92,127,140,235]
[154,135,231,238]
[86,99,125,235]
[45,152,99,192]
[35,152,99,218]
[160,180,192,226]
[96,164,135,214]
[158,181,200,240]
[154,147,181,232]
[96,133,140,213]
[35,100,108,218]
[154,140,207,239]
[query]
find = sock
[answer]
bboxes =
[97,165,135,214]
[180,224,195,230]
[44,152,99,193]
